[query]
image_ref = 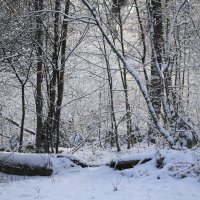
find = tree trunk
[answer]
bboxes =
[149,0,163,118]
[55,0,70,153]
[134,0,148,87]
[102,39,120,151]
[19,84,25,152]
[109,2,132,149]
[35,0,44,152]
[45,0,61,153]
[118,8,132,149]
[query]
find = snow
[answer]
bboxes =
[0,146,200,200]
[110,151,156,163]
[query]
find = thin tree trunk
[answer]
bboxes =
[19,84,25,152]
[110,2,132,149]
[35,0,44,152]
[1,48,30,152]
[102,39,120,152]
[118,8,132,149]
[134,0,148,87]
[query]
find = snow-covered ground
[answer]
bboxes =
[0,146,200,200]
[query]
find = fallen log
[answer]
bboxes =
[1,152,153,175]
[0,152,52,176]
[57,154,153,170]
[109,158,152,170]
[0,163,52,176]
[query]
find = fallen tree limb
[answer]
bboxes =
[4,117,35,135]
[0,133,10,138]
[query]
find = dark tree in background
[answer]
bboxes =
[35,0,45,152]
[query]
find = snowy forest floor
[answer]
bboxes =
[0,145,200,200]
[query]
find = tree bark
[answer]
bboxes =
[149,0,164,118]
[19,84,25,152]
[55,0,70,153]
[35,0,44,151]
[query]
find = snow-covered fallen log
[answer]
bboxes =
[57,153,153,170]
[57,151,157,170]
[0,152,53,176]
[109,158,152,170]
[108,152,155,170]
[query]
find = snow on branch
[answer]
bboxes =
[28,10,97,25]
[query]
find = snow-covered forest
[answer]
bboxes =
[0,0,200,199]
